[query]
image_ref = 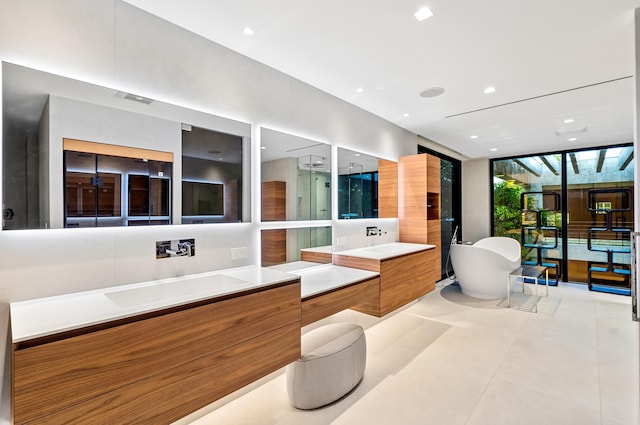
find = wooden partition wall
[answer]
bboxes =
[398,154,441,277]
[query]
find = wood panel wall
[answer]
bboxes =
[261,229,287,266]
[261,181,286,221]
[378,159,398,218]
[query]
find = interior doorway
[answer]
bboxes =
[418,146,462,280]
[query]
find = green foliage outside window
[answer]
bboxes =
[493,181,523,239]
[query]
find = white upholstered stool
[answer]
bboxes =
[286,323,366,410]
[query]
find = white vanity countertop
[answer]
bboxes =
[333,242,435,260]
[10,265,299,343]
[268,263,379,299]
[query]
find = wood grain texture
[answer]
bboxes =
[261,181,286,221]
[427,154,441,194]
[261,229,287,266]
[399,218,428,244]
[63,138,173,162]
[335,248,436,317]
[399,154,427,221]
[333,254,381,272]
[25,324,300,425]
[300,250,332,264]
[301,277,379,326]
[379,249,434,315]
[13,283,301,425]
[378,159,398,218]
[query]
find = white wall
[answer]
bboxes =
[461,158,491,242]
[0,0,419,409]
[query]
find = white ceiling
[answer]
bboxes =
[124,0,640,159]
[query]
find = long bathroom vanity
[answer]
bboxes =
[10,266,301,425]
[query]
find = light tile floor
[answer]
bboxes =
[178,281,640,425]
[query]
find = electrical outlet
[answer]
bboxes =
[231,247,247,260]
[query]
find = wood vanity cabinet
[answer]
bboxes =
[12,281,301,425]
[333,248,435,317]
[398,154,441,278]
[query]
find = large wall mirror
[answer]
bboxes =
[2,62,251,229]
[261,226,332,267]
[260,127,331,221]
[338,147,383,219]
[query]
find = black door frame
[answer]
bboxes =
[418,145,462,280]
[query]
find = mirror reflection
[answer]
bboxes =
[261,226,332,267]
[260,127,331,221]
[338,148,380,219]
[182,126,243,223]
[64,143,172,227]
[2,62,250,230]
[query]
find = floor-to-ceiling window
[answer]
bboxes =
[491,144,634,290]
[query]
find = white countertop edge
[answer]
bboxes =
[333,242,436,260]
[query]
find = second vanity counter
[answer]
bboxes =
[333,242,438,316]
[269,262,380,326]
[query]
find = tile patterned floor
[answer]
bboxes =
[179,281,639,425]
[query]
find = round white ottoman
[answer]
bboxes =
[286,323,366,410]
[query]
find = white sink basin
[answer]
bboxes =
[105,274,248,308]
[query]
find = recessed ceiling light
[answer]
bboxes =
[243,27,254,36]
[419,87,445,98]
[260,146,266,150]
[403,113,410,117]
[354,153,361,157]
[564,118,574,124]
[490,148,498,151]
[413,6,434,21]
[568,137,577,141]
[483,86,496,94]
[469,135,478,139]
[356,87,364,93]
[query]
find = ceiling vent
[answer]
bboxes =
[115,91,154,105]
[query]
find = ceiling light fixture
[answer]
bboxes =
[356,87,364,93]
[568,137,577,141]
[419,87,445,98]
[260,146,266,150]
[490,148,498,151]
[483,86,496,94]
[413,6,434,21]
[564,118,574,124]
[469,135,478,139]
[403,113,410,117]
[243,27,254,36]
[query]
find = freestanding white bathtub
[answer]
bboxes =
[450,237,521,299]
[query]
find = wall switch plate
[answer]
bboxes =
[231,247,247,260]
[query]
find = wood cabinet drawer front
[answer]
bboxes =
[333,255,380,272]
[22,323,301,425]
[301,277,379,326]
[379,251,431,314]
[14,282,301,424]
